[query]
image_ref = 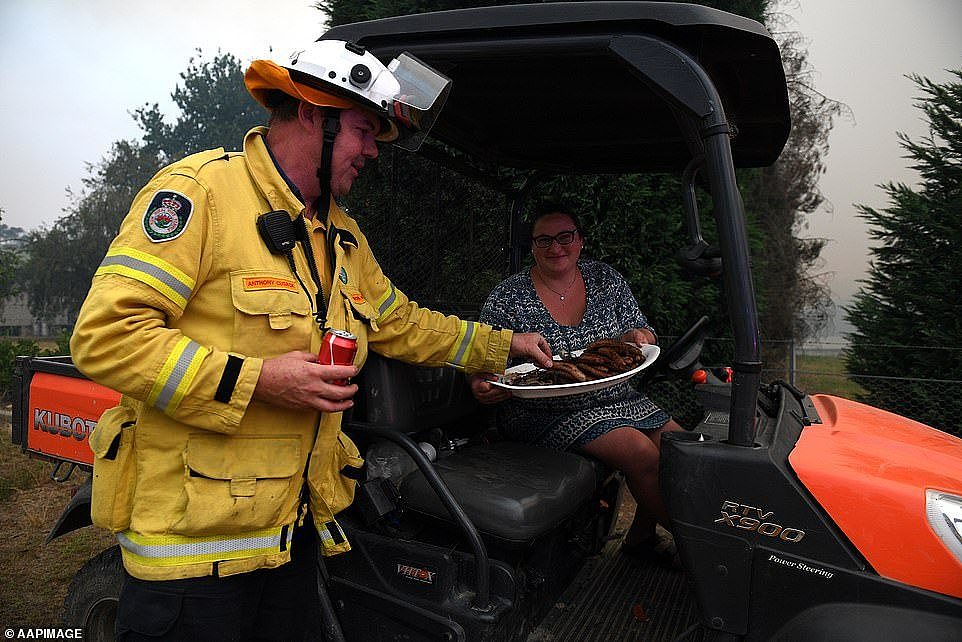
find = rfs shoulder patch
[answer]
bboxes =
[142,190,193,243]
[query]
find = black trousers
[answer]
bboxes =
[116,522,323,641]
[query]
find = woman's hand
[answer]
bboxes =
[469,373,512,404]
[621,328,656,345]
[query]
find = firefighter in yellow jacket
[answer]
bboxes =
[71,40,553,640]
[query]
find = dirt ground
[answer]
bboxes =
[0,411,114,628]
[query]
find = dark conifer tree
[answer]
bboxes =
[846,69,962,432]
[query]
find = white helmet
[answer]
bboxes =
[246,40,451,151]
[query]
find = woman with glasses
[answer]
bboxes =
[469,203,683,568]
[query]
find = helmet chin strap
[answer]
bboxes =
[312,108,342,215]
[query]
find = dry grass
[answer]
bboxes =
[794,354,867,399]
[0,412,114,627]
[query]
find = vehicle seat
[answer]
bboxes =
[349,353,599,544]
[400,441,597,544]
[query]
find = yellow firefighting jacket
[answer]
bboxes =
[72,126,513,581]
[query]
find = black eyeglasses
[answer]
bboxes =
[532,229,578,248]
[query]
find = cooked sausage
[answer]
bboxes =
[576,362,612,380]
[585,338,624,352]
[552,361,588,383]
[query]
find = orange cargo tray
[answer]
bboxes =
[26,372,121,467]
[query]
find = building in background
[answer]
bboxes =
[0,294,70,338]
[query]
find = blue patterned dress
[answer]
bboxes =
[480,260,670,451]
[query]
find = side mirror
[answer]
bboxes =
[666,333,707,372]
[676,241,722,278]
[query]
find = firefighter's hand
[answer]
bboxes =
[254,351,358,412]
[509,332,553,368]
[469,373,512,404]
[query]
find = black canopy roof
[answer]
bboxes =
[323,2,791,174]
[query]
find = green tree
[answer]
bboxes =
[746,22,843,369]
[0,209,24,302]
[846,69,962,433]
[135,51,265,163]
[19,52,263,322]
[0,219,27,242]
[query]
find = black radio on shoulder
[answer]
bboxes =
[257,211,297,255]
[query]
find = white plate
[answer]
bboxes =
[491,344,660,399]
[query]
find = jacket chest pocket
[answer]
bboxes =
[176,434,303,536]
[230,271,314,357]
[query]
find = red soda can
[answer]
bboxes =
[319,329,357,385]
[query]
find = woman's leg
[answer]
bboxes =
[647,418,684,450]
[577,419,684,546]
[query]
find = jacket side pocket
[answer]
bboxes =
[331,431,365,515]
[89,405,138,532]
[306,431,363,557]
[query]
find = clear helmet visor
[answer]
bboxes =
[385,53,452,150]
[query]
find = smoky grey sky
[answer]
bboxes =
[0,0,323,229]
[787,0,961,334]
[1,0,960,338]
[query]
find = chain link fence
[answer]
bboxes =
[648,338,962,440]
[348,150,513,318]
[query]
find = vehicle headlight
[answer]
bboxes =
[926,489,962,562]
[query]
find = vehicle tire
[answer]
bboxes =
[61,545,124,641]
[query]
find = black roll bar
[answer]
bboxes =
[609,35,761,446]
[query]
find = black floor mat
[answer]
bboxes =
[527,539,700,641]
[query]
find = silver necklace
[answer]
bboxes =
[536,268,578,302]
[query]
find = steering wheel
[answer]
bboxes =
[638,315,710,388]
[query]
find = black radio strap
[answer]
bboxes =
[297,215,329,331]
[296,212,347,332]
[301,107,343,332]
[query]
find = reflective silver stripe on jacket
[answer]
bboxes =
[449,321,476,368]
[146,337,210,416]
[95,247,195,310]
[100,254,193,303]
[377,283,398,320]
[117,526,294,566]
[154,339,201,411]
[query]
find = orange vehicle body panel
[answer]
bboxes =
[790,394,962,599]
[26,373,120,467]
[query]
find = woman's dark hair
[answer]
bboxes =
[530,201,582,234]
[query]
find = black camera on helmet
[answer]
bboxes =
[350,64,372,88]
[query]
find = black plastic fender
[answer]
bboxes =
[46,480,92,543]
[771,603,962,642]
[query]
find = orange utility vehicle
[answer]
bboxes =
[12,3,962,640]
